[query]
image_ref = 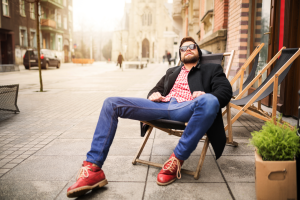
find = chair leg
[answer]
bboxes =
[226,104,233,143]
[132,126,153,165]
[194,137,209,180]
[222,109,226,116]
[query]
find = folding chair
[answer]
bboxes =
[132,50,236,180]
[231,43,264,97]
[222,43,264,116]
[224,48,300,133]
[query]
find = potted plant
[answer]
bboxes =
[249,118,300,200]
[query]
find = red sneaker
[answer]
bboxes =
[157,152,184,186]
[67,161,108,198]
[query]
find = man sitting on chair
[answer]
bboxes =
[67,36,232,198]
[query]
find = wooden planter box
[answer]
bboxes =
[255,150,297,200]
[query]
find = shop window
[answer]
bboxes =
[20,0,25,16]
[2,0,9,16]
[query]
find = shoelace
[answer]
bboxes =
[76,165,91,180]
[162,157,182,179]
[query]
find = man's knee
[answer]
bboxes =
[103,97,119,109]
[196,94,220,114]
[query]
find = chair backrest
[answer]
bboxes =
[232,53,260,96]
[231,48,299,105]
[178,51,235,78]
[200,53,224,65]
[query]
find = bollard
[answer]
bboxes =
[297,90,300,200]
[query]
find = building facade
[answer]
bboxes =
[112,0,175,62]
[173,0,300,117]
[0,0,73,71]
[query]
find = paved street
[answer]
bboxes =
[0,62,296,200]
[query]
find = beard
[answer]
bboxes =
[181,53,199,64]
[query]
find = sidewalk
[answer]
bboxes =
[0,63,296,200]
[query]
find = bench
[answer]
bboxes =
[122,61,147,70]
[72,59,94,64]
[0,84,20,113]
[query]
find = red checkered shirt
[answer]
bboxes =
[161,66,193,103]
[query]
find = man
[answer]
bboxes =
[67,36,232,197]
[167,51,172,65]
[117,52,124,69]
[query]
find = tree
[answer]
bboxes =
[102,39,112,61]
[25,0,43,92]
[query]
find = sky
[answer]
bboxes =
[73,0,173,32]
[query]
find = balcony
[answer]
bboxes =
[41,18,56,28]
[40,19,64,34]
[172,0,182,20]
[40,0,64,9]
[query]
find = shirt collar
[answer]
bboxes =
[182,65,189,71]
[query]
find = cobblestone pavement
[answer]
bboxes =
[0,62,297,200]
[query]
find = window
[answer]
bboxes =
[57,14,61,27]
[57,36,62,51]
[64,16,67,29]
[20,0,25,16]
[30,3,35,19]
[30,30,36,48]
[19,27,27,47]
[142,11,152,26]
[68,11,72,22]
[148,13,152,25]
[2,0,9,16]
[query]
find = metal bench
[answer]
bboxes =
[0,84,20,113]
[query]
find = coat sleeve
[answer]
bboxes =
[147,75,166,99]
[210,65,232,108]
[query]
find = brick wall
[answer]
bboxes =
[226,0,250,77]
[213,0,229,32]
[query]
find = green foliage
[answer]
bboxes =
[249,118,300,161]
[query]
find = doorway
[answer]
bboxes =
[142,38,149,58]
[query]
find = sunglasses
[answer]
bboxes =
[180,44,197,52]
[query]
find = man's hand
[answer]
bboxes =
[192,91,206,99]
[148,92,164,102]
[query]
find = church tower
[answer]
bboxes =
[112,0,174,62]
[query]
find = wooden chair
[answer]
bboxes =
[224,48,300,133]
[132,50,236,180]
[230,43,265,97]
[222,43,264,116]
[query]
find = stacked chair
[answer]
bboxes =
[225,47,300,134]
[222,43,264,116]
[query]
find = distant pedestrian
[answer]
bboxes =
[163,55,166,63]
[117,52,124,69]
[167,51,172,65]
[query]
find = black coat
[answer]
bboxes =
[145,62,232,159]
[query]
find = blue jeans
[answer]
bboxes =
[86,94,220,168]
